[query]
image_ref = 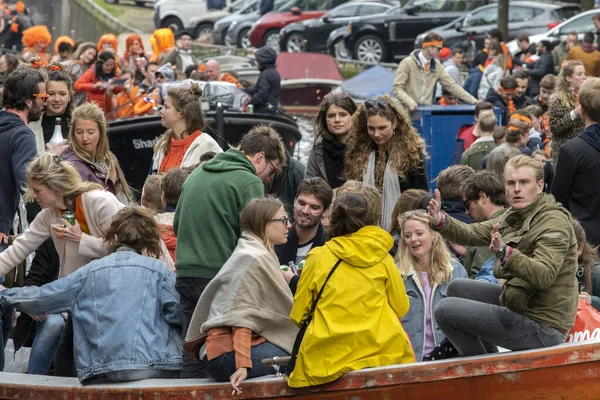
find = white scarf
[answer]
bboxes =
[362,150,402,232]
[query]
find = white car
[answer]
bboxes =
[507,9,600,55]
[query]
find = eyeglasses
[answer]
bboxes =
[267,159,281,178]
[365,99,389,110]
[324,92,350,102]
[270,216,289,225]
[33,93,49,103]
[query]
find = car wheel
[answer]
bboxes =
[333,39,350,60]
[285,33,306,53]
[224,33,233,47]
[105,0,118,3]
[354,34,387,64]
[162,17,184,33]
[238,28,252,50]
[134,1,146,6]
[195,23,214,39]
[263,30,280,52]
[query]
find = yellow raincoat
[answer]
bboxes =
[287,225,415,388]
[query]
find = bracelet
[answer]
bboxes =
[502,246,514,264]
[432,212,446,229]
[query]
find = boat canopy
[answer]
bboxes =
[276,52,343,81]
[340,65,396,100]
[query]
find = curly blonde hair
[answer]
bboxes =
[395,210,453,286]
[555,60,584,109]
[344,95,426,186]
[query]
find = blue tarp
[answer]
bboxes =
[340,65,396,100]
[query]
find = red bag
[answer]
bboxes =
[566,300,600,342]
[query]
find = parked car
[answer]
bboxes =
[153,0,250,36]
[226,0,296,49]
[343,0,496,64]
[106,0,153,6]
[507,9,600,54]
[415,2,579,52]
[248,0,350,51]
[278,0,393,54]
[213,0,260,45]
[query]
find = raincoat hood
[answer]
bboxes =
[326,225,393,268]
[201,148,257,175]
[255,46,277,70]
[155,62,175,82]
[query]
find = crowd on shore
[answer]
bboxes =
[0,1,598,396]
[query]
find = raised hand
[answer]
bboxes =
[427,189,443,226]
[489,223,504,253]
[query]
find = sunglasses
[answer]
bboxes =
[324,92,350,102]
[33,93,49,102]
[270,216,289,225]
[365,99,389,110]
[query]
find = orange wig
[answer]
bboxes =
[54,35,75,54]
[97,34,118,54]
[149,28,175,62]
[124,33,145,61]
[22,25,52,49]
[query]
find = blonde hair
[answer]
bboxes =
[345,95,427,185]
[578,77,600,123]
[395,210,453,286]
[24,152,103,204]
[555,60,584,109]
[240,197,284,251]
[69,103,134,203]
[505,154,544,182]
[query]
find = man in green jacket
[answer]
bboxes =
[428,155,578,356]
[173,125,286,377]
[392,32,477,117]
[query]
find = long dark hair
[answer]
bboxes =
[313,94,357,143]
[573,219,599,294]
[95,51,117,81]
[46,63,74,128]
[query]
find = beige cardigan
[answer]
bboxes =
[151,132,223,173]
[0,190,174,278]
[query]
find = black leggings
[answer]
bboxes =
[54,315,76,377]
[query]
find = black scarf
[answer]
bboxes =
[321,134,346,189]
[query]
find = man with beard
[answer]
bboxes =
[0,69,45,250]
[276,177,333,269]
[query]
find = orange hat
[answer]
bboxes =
[97,34,118,54]
[54,35,75,54]
[439,47,451,61]
[15,1,24,13]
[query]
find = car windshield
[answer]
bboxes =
[231,0,255,13]
[386,4,400,13]
[240,0,259,14]
[404,0,446,12]
[277,0,299,11]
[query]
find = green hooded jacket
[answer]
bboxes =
[436,194,578,331]
[173,148,264,279]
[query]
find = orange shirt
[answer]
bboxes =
[57,196,90,235]
[106,86,141,120]
[220,72,242,89]
[206,327,266,369]
[159,130,201,173]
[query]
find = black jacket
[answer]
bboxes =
[524,52,554,98]
[514,94,532,110]
[267,154,305,222]
[484,88,508,125]
[260,0,274,15]
[0,111,37,236]
[275,222,326,267]
[513,44,537,66]
[442,200,472,224]
[12,238,60,351]
[553,123,600,247]
[246,47,280,113]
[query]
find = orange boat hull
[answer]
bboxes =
[1,340,600,399]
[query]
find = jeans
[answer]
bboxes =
[27,314,66,375]
[175,277,212,378]
[434,279,567,357]
[54,315,76,377]
[85,368,180,383]
[205,341,288,382]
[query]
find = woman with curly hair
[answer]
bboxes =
[548,60,586,164]
[151,82,222,173]
[344,95,428,231]
[306,92,357,189]
[21,25,52,66]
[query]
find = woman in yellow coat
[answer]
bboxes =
[287,184,415,388]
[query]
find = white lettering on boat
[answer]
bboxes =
[568,329,600,342]
[133,137,159,150]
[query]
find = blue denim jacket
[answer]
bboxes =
[400,260,468,361]
[0,249,183,381]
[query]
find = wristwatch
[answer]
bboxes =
[495,244,507,260]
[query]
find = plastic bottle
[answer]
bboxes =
[48,117,64,146]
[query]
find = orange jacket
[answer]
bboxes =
[106,86,142,120]
[220,72,242,88]
[74,66,120,111]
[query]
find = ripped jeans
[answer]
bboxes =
[434,279,567,356]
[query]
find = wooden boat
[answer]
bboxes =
[0,340,599,399]
[276,53,344,114]
[108,111,302,192]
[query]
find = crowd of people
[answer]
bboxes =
[0,3,598,396]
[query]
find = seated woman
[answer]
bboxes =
[60,102,134,205]
[395,210,467,362]
[344,95,428,231]
[287,184,415,388]
[0,208,182,383]
[184,198,297,394]
[573,219,600,311]
[388,189,428,257]
[151,82,223,173]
